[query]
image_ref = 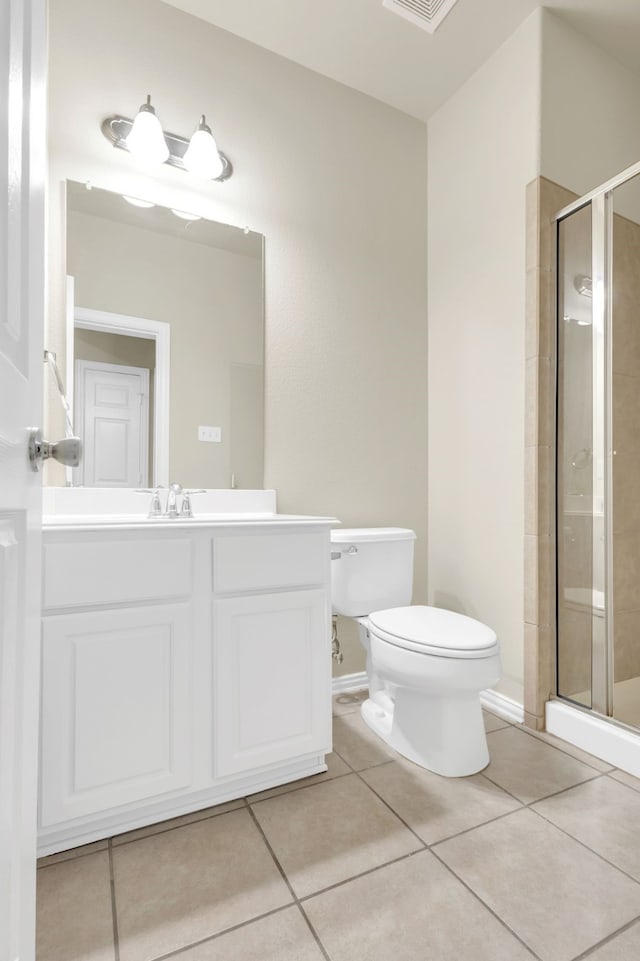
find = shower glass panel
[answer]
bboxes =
[611,174,640,729]
[556,203,600,708]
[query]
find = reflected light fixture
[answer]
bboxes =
[122,195,156,208]
[125,95,169,165]
[574,274,593,297]
[183,115,223,179]
[170,208,201,221]
[102,96,232,182]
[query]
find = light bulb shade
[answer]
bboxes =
[126,99,169,165]
[183,118,224,179]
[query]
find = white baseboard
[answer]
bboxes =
[479,689,524,724]
[331,671,368,695]
[332,673,525,725]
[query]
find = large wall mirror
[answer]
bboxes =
[60,180,264,490]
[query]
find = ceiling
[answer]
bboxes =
[159,0,640,121]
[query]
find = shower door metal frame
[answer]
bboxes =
[554,157,640,722]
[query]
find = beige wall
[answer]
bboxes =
[427,11,542,705]
[75,329,156,371]
[67,208,263,489]
[540,12,640,195]
[46,0,428,676]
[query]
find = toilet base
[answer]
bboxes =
[361,688,490,777]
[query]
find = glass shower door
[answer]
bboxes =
[556,167,640,732]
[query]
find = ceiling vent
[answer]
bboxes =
[382,0,460,34]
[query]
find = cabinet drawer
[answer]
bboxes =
[213,532,327,594]
[43,536,193,609]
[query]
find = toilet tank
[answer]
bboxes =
[330,528,416,617]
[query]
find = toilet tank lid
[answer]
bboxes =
[331,527,416,543]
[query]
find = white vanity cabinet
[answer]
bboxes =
[39,518,333,855]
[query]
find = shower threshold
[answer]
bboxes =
[546,697,640,778]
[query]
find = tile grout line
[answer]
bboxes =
[428,804,527,849]
[245,804,298,903]
[428,773,607,850]
[428,845,547,961]
[570,912,640,960]
[527,804,640,889]
[244,804,332,961]
[249,768,354,806]
[511,722,615,773]
[39,802,249,867]
[606,770,640,795]
[295,905,333,961]
[479,766,605,807]
[37,845,110,869]
[107,839,121,961]
[110,802,248,850]
[146,904,297,961]
[297,849,428,906]
[352,769,429,850]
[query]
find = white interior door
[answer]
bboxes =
[75,360,149,487]
[0,1,46,959]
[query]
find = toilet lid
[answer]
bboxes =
[368,606,499,659]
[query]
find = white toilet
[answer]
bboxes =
[331,527,501,777]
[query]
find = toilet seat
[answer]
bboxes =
[368,605,499,659]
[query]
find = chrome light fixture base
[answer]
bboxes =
[102,116,233,182]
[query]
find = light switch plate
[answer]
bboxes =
[198,425,221,443]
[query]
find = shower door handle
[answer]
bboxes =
[28,428,83,471]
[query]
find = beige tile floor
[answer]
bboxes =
[36,690,640,961]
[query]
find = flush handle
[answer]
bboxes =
[28,428,83,471]
[330,545,358,560]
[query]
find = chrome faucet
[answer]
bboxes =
[138,484,205,518]
[166,483,183,518]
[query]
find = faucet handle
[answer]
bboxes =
[135,488,164,517]
[148,489,163,517]
[180,489,205,518]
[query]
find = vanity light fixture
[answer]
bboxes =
[102,96,233,182]
[125,95,169,165]
[183,115,224,179]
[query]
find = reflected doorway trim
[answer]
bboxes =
[66,295,170,487]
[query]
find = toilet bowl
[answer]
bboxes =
[331,528,501,777]
[360,606,500,776]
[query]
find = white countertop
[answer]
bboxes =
[43,512,339,531]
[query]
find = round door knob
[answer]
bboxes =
[28,428,83,471]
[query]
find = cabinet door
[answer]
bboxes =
[213,590,331,777]
[40,604,192,826]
